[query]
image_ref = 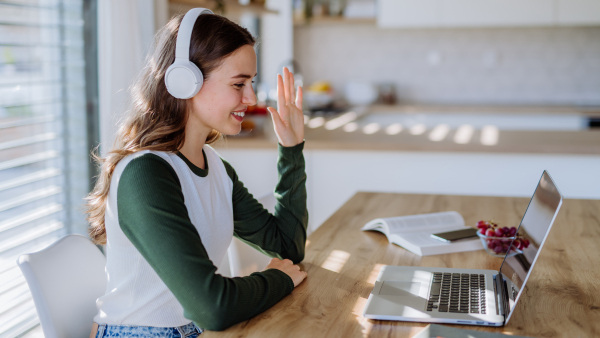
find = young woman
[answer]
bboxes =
[87,10,307,338]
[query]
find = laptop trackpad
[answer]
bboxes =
[379,281,423,297]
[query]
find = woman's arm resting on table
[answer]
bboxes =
[118,154,295,331]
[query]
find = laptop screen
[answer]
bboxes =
[498,171,562,321]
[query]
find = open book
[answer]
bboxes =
[361,211,483,256]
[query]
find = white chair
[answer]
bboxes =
[226,193,275,277]
[17,234,107,338]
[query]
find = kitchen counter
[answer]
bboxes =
[366,103,600,116]
[214,105,600,155]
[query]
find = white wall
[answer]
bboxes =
[217,147,600,233]
[260,0,293,91]
[294,25,600,105]
[98,0,156,154]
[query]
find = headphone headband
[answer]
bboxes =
[175,8,214,61]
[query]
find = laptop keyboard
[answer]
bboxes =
[426,273,487,314]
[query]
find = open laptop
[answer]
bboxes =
[363,170,563,326]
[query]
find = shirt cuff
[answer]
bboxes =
[278,140,305,159]
[254,268,295,295]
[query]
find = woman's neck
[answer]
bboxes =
[179,141,205,169]
[179,117,210,169]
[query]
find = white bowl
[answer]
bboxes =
[344,82,378,106]
[304,91,334,109]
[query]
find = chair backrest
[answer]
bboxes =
[227,193,275,277]
[17,234,106,338]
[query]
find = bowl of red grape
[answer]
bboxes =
[476,220,530,257]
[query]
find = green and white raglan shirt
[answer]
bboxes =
[93,142,308,331]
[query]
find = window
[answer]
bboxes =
[0,0,92,336]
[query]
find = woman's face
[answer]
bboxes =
[188,44,257,137]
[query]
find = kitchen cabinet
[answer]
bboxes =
[557,0,600,25]
[439,0,554,27]
[378,0,439,28]
[378,0,600,28]
[167,0,277,16]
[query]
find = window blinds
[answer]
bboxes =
[0,1,89,336]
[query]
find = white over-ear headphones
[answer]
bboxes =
[164,8,214,99]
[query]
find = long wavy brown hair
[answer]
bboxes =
[86,13,256,245]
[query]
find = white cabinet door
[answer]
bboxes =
[439,0,554,27]
[377,0,438,28]
[557,0,600,25]
[378,0,555,28]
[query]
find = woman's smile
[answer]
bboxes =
[231,110,245,122]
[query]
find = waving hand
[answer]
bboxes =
[267,67,304,147]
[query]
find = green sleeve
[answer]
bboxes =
[117,154,294,331]
[221,142,308,264]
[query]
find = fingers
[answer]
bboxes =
[295,86,303,111]
[267,106,283,129]
[298,270,308,285]
[291,264,307,287]
[282,68,291,105]
[289,69,296,105]
[263,257,307,287]
[277,74,285,110]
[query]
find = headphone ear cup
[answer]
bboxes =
[165,60,204,99]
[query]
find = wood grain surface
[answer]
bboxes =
[204,192,600,338]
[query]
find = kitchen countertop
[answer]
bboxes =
[366,103,600,116]
[213,105,600,155]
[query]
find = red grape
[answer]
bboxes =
[477,219,526,255]
[513,239,521,249]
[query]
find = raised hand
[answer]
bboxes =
[267,67,304,147]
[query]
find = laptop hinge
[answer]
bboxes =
[493,273,509,322]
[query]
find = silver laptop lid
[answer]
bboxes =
[498,171,563,323]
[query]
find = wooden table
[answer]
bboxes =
[205,193,600,338]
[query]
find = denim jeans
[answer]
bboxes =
[95,322,203,337]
